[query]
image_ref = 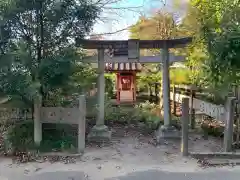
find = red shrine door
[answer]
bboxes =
[121,76,131,91]
[118,73,134,102]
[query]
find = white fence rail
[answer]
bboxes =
[170,92,225,122]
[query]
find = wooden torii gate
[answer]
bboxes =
[76,38,192,142]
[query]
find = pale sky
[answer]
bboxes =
[92,0,189,40]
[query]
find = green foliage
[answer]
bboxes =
[130,12,177,40]
[137,70,161,93]
[105,73,115,98]
[1,0,101,151]
[130,10,193,88]
[105,105,139,124]
[176,3,209,86]
[104,100,164,131]
[0,0,100,104]
[7,121,35,152]
[189,0,240,90]
[6,121,78,153]
[170,68,191,85]
[40,124,77,152]
[134,101,162,129]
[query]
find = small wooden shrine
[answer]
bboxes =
[105,48,142,103]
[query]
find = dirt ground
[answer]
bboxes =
[0,124,230,180]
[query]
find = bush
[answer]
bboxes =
[40,123,77,152]
[105,74,115,98]
[104,100,163,130]
[105,104,139,125]
[7,121,35,153]
[104,100,182,131]
[6,121,78,153]
[134,101,161,123]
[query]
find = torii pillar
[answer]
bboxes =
[156,43,180,144]
[88,48,112,142]
[162,45,171,126]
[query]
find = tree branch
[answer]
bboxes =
[90,25,133,36]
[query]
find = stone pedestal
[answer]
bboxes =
[87,125,112,143]
[155,125,181,144]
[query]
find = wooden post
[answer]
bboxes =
[223,97,236,152]
[78,95,86,153]
[155,83,158,103]
[116,73,120,104]
[190,89,196,129]
[159,83,163,111]
[132,73,136,102]
[134,73,137,102]
[236,86,240,144]
[34,97,42,146]
[181,97,189,156]
[172,85,176,115]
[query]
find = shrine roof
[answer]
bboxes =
[105,62,142,72]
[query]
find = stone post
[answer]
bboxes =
[33,97,42,146]
[223,97,236,152]
[78,95,86,153]
[88,49,111,142]
[181,97,189,157]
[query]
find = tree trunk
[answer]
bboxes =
[37,1,46,106]
[149,84,153,96]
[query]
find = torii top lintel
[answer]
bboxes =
[76,37,192,49]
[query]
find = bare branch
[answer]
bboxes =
[90,24,133,36]
[104,6,142,10]
[89,0,146,37]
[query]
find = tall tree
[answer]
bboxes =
[176,2,208,86]
[130,12,176,41]
[191,0,240,93]
[0,0,101,106]
[129,11,191,89]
